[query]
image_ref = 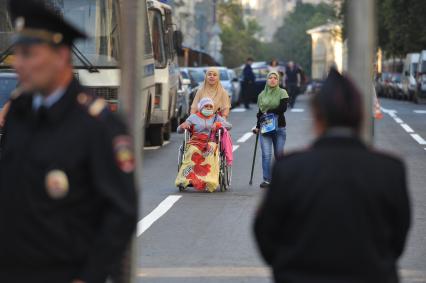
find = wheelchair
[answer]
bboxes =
[177,128,232,192]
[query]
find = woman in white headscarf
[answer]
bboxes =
[191,67,231,118]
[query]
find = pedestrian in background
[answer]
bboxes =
[268,59,284,88]
[285,60,301,108]
[254,68,411,283]
[191,67,231,118]
[253,71,289,189]
[242,57,256,109]
[0,1,137,282]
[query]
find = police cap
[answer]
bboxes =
[8,0,87,46]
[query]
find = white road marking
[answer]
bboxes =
[144,146,161,150]
[382,110,426,149]
[137,266,270,278]
[231,108,247,113]
[381,107,397,114]
[401,123,414,133]
[394,117,403,123]
[137,195,182,237]
[237,132,253,143]
[411,134,426,145]
[144,141,170,150]
[232,145,240,152]
[291,108,304,112]
[414,110,426,114]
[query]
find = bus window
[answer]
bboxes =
[0,1,14,67]
[164,10,175,59]
[149,9,167,68]
[144,7,153,58]
[43,0,121,68]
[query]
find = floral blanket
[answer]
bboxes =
[175,134,219,192]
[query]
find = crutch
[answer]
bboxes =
[249,132,259,185]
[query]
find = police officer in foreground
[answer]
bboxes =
[0,1,137,282]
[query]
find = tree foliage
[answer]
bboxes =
[270,2,337,77]
[218,0,266,68]
[336,0,426,58]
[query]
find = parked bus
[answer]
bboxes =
[0,0,158,143]
[146,0,181,145]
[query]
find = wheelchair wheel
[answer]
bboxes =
[219,154,229,192]
[177,145,184,172]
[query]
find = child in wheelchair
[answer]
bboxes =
[175,97,232,192]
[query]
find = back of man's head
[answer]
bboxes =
[310,68,363,134]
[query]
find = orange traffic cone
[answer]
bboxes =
[374,96,383,119]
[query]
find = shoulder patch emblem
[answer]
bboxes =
[113,135,135,173]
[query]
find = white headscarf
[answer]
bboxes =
[197,97,214,111]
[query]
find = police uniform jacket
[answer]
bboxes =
[254,135,411,283]
[0,79,137,283]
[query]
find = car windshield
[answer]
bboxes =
[181,71,189,79]
[189,70,205,83]
[382,73,391,80]
[0,76,17,108]
[219,70,229,81]
[44,0,120,68]
[253,67,269,80]
[392,74,401,83]
[412,63,418,73]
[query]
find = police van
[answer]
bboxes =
[0,0,182,146]
[0,0,156,139]
[146,0,181,146]
[56,0,156,137]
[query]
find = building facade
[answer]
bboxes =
[307,22,346,80]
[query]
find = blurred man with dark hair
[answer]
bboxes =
[285,61,301,108]
[254,68,411,283]
[0,1,137,282]
[241,57,255,109]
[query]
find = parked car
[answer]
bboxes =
[414,50,426,103]
[402,53,419,100]
[375,72,392,97]
[235,61,268,102]
[183,67,206,109]
[389,73,404,99]
[228,69,241,107]
[172,74,191,130]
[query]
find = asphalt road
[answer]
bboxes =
[136,94,426,283]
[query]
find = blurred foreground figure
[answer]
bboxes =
[254,68,411,283]
[0,1,137,282]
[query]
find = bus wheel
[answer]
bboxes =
[149,125,164,146]
[163,122,171,141]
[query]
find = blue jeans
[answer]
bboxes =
[260,127,286,182]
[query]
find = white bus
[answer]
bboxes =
[0,0,157,141]
[146,0,181,146]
